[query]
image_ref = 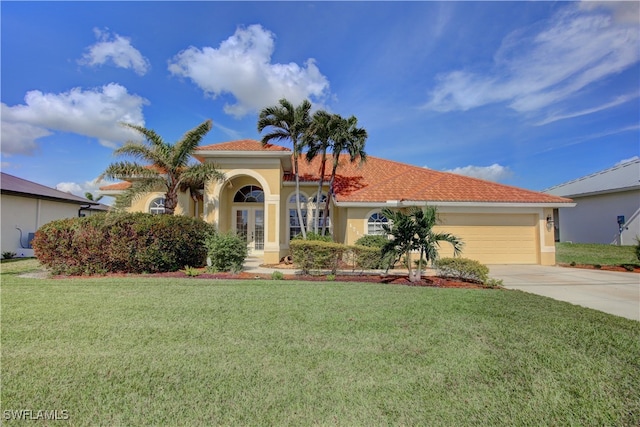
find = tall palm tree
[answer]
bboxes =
[305,110,337,234]
[258,98,312,239]
[322,115,368,235]
[100,120,225,215]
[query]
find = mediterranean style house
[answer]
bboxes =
[100,140,574,265]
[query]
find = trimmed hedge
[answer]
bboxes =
[32,213,215,275]
[289,240,345,274]
[290,240,392,274]
[433,257,489,284]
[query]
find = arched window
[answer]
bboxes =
[149,197,166,215]
[367,212,389,235]
[233,185,264,203]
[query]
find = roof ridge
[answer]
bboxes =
[543,158,640,192]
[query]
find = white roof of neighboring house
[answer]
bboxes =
[544,159,640,198]
[0,172,104,207]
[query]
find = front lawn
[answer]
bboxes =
[2,260,639,425]
[556,242,639,266]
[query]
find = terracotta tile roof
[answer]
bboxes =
[99,181,132,191]
[98,138,572,204]
[197,139,291,152]
[294,155,573,204]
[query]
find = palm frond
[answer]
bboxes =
[172,119,213,168]
[113,178,164,210]
[99,162,160,181]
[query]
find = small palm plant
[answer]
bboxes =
[381,206,463,282]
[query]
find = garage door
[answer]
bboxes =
[435,214,538,264]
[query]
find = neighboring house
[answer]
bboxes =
[1,172,109,257]
[100,140,574,265]
[544,159,640,245]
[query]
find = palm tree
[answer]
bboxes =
[305,110,337,234]
[258,98,312,239]
[381,206,463,282]
[322,115,367,235]
[84,192,103,203]
[100,120,225,215]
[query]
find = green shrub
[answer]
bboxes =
[354,234,388,248]
[290,240,344,274]
[182,266,201,277]
[204,232,248,273]
[635,238,640,261]
[293,232,333,242]
[271,271,285,280]
[433,257,489,284]
[2,251,17,260]
[326,274,336,281]
[348,245,391,270]
[32,213,214,275]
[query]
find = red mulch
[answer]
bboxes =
[53,269,487,288]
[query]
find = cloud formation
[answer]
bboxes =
[168,24,330,118]
[424,4,639,116]
[1,83,148,155]
[56,178,112,203]
[80,28,150,75]
[445,164,513,182]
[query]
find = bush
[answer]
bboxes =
[348,245,391,270]
[433,257,489,284]
[204,232,248,273]
[354,234,388,248]
[271,271,284,280]
[293,232,333,242]
[290,240,345,274]
[32,213,214,275]
[635,238,640,261]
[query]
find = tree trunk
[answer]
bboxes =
[164,187,178,215]
[313,157,327,235]
[293,156,307,240]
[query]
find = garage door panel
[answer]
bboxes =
[435,215,538,264]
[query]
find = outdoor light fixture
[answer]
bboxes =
[546,215,554,229]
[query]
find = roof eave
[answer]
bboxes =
[334,200,576,208]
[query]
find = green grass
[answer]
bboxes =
[556,242,639,266]
[2,259,639,426]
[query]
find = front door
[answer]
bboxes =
[233,208,264,254]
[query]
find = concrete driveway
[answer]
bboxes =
[488,265,640,321]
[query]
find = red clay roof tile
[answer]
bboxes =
[197,139,291,152]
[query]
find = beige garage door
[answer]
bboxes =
[436,213,538,264]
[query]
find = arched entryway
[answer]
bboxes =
[232,185,265,254]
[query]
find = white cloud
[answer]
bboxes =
[536,93,639,126]
[80,28,150,75]
[168,24,330,118]
[0,122,52,156]
[445,164,513,182]
[424,4,639,115]
[56,178,112,204]
[615,156,639,166]
[1,83,148,155]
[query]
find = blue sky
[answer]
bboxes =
[2,1,638,200]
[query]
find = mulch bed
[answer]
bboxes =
[152,271,486,288]
[47,269,487,288]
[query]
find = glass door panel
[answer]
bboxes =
[254,210,264,251]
